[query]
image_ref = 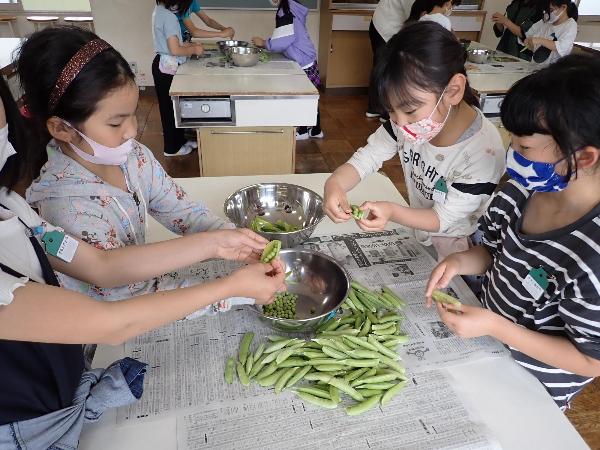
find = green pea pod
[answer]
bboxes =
[382,286,407,307]
[345,349,380,359]
[245,353,254,376]
[343,296,359,311]
[257,368,287,387]
[302,350,328,359]
[267,335,287,342]
[236,362,250,386]
[379,313,403,323]
[329,338,353,353]
[254,342,266,361]
[355,372,400,385]
[366,310,380,325]
[357,317,371,337]
[275,367,298,394]
[376,294,396,309]
[344,367,370,382]
[353,314,363,330]
[348,289,365,312]
[285,365,312,389]
[264,338,295,354]
[343,335,379,352]
[350,280,370,293]
[296,391,338,409]
[296,386,331,399]
[276,357,307,368]
[431,289,462,306]
[320,329,360,337]
[357,382,397,390]
[261,240,282,263]
[275,347,296,365]
[344,358,380,368]
[315,364,347,372]
[373,326,397,336]
[355,291,377,313]
[329,385,340,404]
[367,335,401,360]
[381,381,407,407]
[378,355,405,373]
[371,323,395,331]
[345,394,382,416]
[321,346,348,360]
[307,358,341,365]
[256,360,279,380]
[224,357,235,384]
[249,354,268,378]
[238,332,254,366]
[358,388,385,398]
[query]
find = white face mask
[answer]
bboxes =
[0,124,16,173]
[63,121,133,166]
[548,8,564,24]
[444,6,453,17]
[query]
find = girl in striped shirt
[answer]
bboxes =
[426,54,600,410]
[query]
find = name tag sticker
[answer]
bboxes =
[433,177,448,204]
[522,267,549,300]
[42,230,79,263]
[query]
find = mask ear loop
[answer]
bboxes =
[429,86,452,127]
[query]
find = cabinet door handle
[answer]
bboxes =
[210,130,285,135]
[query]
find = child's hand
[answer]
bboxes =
[208,228,268,262]
[491,12,507,25]
[252,37,266,48]
[424,255,462,307]
[435,302,500,339]
[323,179,352,223]
[221,27,235,39]
[229,259,286,304]
[355,201,392,232]
[523,38,535,51]
[191,44,204,56]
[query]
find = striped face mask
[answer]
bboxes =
[505,147,571,192]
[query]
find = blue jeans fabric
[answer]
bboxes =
[0,357,146,450]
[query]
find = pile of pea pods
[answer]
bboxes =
[224,281,409,416]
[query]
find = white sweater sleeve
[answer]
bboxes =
[346,122,400,179]
[556,20,577,57]
[0,270,28,306]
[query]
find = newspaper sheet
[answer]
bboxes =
[116,229,507,426]
[176,369,501,450]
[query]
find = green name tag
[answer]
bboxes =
[433,177,448,203]
[42,230,78,263]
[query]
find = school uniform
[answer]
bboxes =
[347,110,506,258]
[152,4,187,154]
[479,180,600,409]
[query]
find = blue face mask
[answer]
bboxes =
[505,146,571,192]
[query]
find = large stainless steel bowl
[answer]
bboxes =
[252,249,350,332]
[224,183,324,248]
[217,40,249,54]
[230,46,260,67]
[467,48,492,64]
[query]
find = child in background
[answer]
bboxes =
[20,27,256,316]
[366,0,415,119]
[252,0,323,140]
[407,0,456,31]
[522,0,578,65]
[491,0,543,60]
[426,55,600,410]
[324,22,505,260]
[153,0,203,156]
[178,0,235,42]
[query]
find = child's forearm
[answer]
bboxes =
[389,204,440,233]
[536,38,557,51]
[452,246,493,275]
[327,163,361,193]
[491,319,600,377]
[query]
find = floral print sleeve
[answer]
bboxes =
[134,144,231,235]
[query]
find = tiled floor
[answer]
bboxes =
[137,89,600,449]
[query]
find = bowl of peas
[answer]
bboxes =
[223,183,324,248]
[252,249,350,332]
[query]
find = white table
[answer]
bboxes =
[80,173,588,450]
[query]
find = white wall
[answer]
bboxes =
[90,0,319,86]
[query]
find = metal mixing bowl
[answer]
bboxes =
[217,40,249,54]
[224,183,324,248]
[251,249,350,332]
[230,46,260,67]
[467,48,492,64]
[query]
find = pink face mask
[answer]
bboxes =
[400,88,452,145]
[64,121,133,166]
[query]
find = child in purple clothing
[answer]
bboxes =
[252,0,323,140]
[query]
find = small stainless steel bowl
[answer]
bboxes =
[230,46,260,67]
[217,40,249,54]
[224,183,324,248]
[251,249,350,332]
[467,48,492,64]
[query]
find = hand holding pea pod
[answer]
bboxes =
[208,228,269,262]
[228,260,286,304]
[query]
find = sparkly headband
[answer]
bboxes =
[48,39,113,113]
